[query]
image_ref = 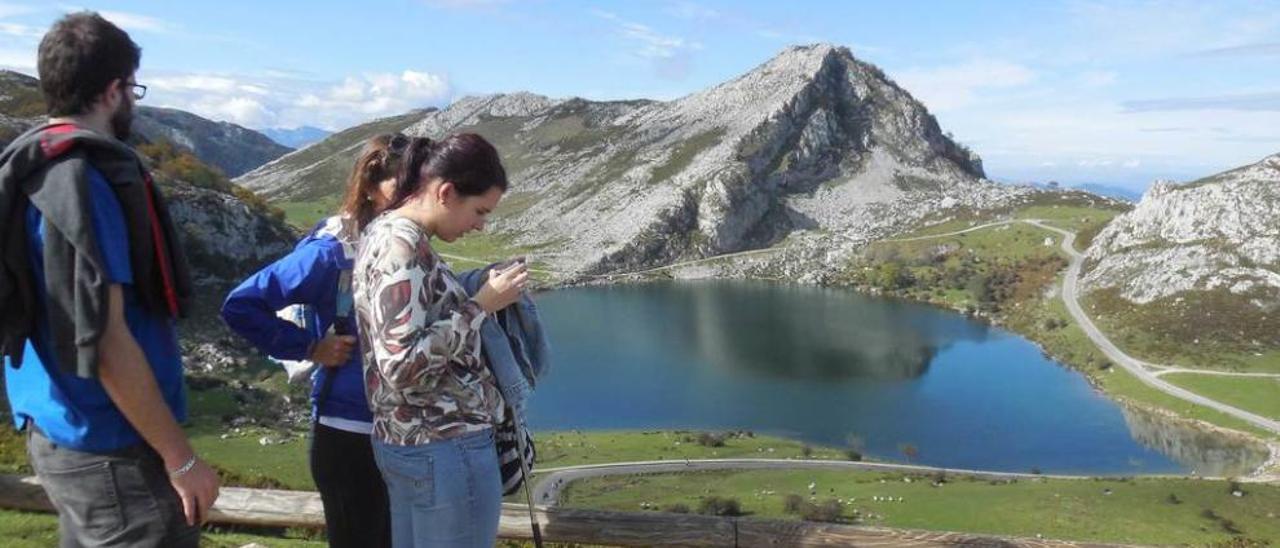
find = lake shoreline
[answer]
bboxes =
[540,276,1277,481]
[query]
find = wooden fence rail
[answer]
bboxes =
[0,474,1129,547]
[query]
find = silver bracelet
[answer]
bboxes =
[168,455,198,478]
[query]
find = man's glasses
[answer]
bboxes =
[127,82,147,100]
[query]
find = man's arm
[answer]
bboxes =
[97,284,220,526]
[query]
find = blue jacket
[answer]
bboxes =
[457,266,550,426]
[221,217,370,423]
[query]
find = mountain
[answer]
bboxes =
[132,107,292,177]
[260,126,331,149]
[0,70,291,178]
[241,44,1029,279]
[1081,154,1280,355]
[234,110,431,203]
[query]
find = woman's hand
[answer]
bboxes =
[309,334,356,366]
[475,262,528,313]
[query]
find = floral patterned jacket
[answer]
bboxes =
[353,214,503,445]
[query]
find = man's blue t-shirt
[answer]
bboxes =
[3,166,186,452]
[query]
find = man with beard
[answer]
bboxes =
[0,12,218,547]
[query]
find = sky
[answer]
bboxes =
[2,1,1278,190]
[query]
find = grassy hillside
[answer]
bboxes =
[250,109,431,210]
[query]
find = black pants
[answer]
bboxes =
[27,428,200,548]
[310,422,391,548]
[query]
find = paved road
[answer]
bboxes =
[530,458,1120,508]
[1149,367,1280,379]
[1024,220,1280,434]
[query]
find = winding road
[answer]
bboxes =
[1025,220,1280,434]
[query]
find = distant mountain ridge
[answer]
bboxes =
[240,44,1031,279]
[260,126,331,149]
[1070,183,1143,202]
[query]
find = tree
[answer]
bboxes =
[899,443,919,463]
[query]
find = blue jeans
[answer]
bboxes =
[372,428,502,548]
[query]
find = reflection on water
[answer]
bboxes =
[1122,405,1268,477]
[530,280,1264,475]
[685,283,986,380]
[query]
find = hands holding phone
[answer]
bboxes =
[475,257,528,313]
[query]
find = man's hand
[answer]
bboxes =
[96,284,222,525]
[309,334,356,366]
[167,455,220,525]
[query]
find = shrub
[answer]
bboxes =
[697,496,742,517]
[782,494,804,514]
[798,498,844,523]
[694,432,726,447]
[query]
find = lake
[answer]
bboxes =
[527,281,1265,476]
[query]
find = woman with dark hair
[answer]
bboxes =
[353,134,525,547]
[220,133,410,548]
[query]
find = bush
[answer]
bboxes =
[694,432,726,447]
[798,498,844,523]
[782,494,804,513]
[800,445,813,458]
[697,496,742,517]
[844,449,862,461]
[662,503,690,514]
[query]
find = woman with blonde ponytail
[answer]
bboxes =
[220,133,411,547]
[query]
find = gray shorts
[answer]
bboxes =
[26,428,200,548]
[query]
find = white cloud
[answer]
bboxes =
[1064,1,1280,59]
[97,10,175,34]
[0,21,39,38]
[593,10,700,80]
[420,0,510,10]
[56,5,177,34]
[1078,70,1117,88]
[141,68,451,131]
[895,59,1036,112]
[0,2,36,20]
[0,47,35,71]
[665,2,719,21]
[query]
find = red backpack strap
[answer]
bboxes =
[37,123,81,160]
[141,172,180,317]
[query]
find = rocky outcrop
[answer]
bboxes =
[160,177,295,285]
[1081,154,1280,309]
